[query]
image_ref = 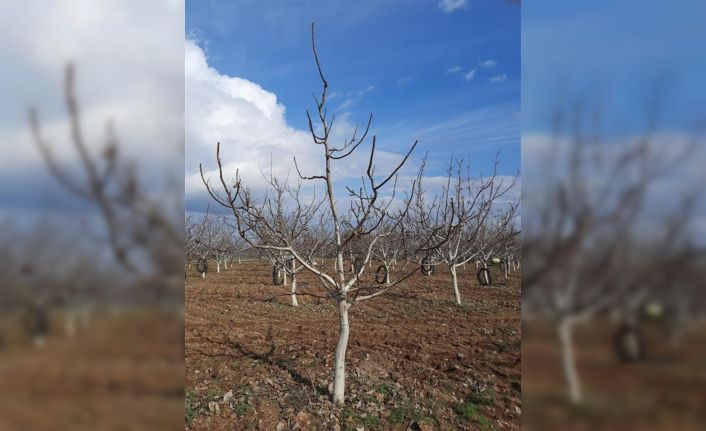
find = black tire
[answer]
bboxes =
[22,305,49,338]
[477,268,492,286]
[272,265,285,285]
[614,324,645,362]
[196,258,208,274]
[421,258,434,276]
[375,265,389,284]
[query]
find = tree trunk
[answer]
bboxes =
[450,265,462,305]
[504,260,508,278]
[217,261,221,273]
[332,300,351,404]
[290,260,299,307]
[385,264,390,285]
[558,319,582,404]
[201,272,205,279]
[64,309,76,338]
[224,260,228,270]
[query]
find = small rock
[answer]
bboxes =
[515,406,522,415]
[222,390,234,403]
[293,411,313,428]
[208,401,220,414]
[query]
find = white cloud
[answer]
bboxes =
[481,59,498,68]
[446,66,462,74]
[0,1,183,206]
[489,74,508,83]
[396,76,414,86]
[335,85,375,111]
[463,69,477,82]
[439,0,469,13]
[186,41,408,206]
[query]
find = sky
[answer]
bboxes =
[0,0,184,213]
[523,0,706,135]
[185,0,521,211]
[522,0,706,243]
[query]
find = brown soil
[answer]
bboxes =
[0,310,184,430]
[185,261,521,430]
[522,318,706,431]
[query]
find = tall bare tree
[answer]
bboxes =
[29,64,183,306]
[522,100,699,404]
[200,23,452,404]
[410,156,518,304]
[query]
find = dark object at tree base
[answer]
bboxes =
[197,258,208,274]
[375,265,389,284]
[477,268,492,286]
[421,258,434,276]
[614,324,645,362]
[272,265,285,285]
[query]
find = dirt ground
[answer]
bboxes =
[185,261,521,430]
[0,310,184,430]
[522,318,706,431]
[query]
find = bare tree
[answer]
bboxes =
[410,156,518,304]
[200,23,451,404]
[29,64,183,306]
[522,100,698,404]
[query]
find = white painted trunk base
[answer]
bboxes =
[558,320,582,404]
[332,300,350,404]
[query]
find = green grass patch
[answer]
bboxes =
[454,389,495,430]
[185,389,200,427]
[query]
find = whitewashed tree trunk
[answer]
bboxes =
[201,272,206,279]
[332,300,351,404]
[504,260,509,278]
[290,259,299,307]
[224,260,228,270]
[33,335,45,349]
[450,265,462,305]
[64,309,77,338]
[385,264,390,284]
[217,261,221,273]
[558,319,582,404]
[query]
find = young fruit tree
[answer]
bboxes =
[200,23,452,405]
[522,101,698,404]
[254,174,330,307]
[29,64,183,306]
[409,156,518,304]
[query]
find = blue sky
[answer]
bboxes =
[523,0,706,135]
[522,0,706,243]
[185,0,520,208]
